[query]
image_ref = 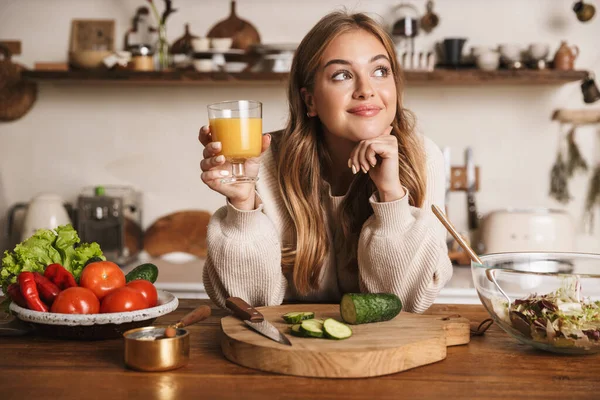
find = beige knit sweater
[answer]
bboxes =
[202,135,453,313]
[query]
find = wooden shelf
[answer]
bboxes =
[21,68,588,86]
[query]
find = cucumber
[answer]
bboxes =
[323,318,352,340]
[299,319,324,338]
[282,311,315,324]
[125,263,159,283]
[340,293,402,325]
[290,324,305,337]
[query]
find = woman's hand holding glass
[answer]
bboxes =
[199,125,271,210]
[348,126,405,202]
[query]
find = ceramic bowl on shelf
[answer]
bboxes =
[475,51,500,71]
[211,37,233,51]
[498,44,521,62]
[194,59,215,72]
[9,290,178,340]
[69,50,113,69]
[223,62,248,73]
[192,37,210,52]
[472,252,600,354]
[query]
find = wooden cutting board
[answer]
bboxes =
[220,304,470,378]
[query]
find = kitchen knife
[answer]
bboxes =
[226,297,292,346]
[465,147,479,231]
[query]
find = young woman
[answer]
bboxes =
[198,11,452,313]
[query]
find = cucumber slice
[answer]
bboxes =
[300,319,324,338]
[290,324,305,337]
[282,311,315,324]
[340,293,403,325]
[323,318,353,340]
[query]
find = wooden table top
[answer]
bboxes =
[1,300,599,400]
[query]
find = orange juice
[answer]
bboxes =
[209,117,262,162]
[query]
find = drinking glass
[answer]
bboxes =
[207,100,262,184]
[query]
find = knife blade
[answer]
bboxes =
[465,147,479,231]
[225,297,292,346]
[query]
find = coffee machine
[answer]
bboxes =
[77,185,143,266]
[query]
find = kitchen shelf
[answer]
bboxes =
[21,68,588,86]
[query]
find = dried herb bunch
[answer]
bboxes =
[549,151,571,204]
[566,127,588,177]
[585,166,600,233]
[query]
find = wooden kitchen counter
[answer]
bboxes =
[1,300,599,400]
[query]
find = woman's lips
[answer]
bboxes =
[347,105,381,117]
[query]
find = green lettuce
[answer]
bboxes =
[0,224,105,293]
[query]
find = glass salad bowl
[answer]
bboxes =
[472,252,600,354]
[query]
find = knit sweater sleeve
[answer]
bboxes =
[202,195,287,309]
[357,137,453,313]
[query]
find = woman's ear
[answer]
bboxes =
[301,87,316,117]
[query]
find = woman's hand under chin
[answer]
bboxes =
[348,126,406,202]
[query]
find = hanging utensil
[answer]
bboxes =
[431,205,511,305]
[206,1,261,51]
[420,0,440,33]
[573,1,596,22]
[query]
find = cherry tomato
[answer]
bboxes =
[50,287,100,314]
[127,280,158,307]
[100,287,148,313]
[80,261,126,300]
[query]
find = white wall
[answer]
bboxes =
[1,0,599,253]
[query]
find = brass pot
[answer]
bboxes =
[124,326,190,372]
[123,305,211,372]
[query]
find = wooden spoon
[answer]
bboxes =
[431,205,511,305]
[164,305,211,338]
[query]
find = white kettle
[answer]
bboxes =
[7,193,72,241]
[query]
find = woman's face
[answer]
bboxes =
[304,29,397,143]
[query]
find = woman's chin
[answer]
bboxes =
[349,126,389,141]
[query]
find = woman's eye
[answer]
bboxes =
[374,66,390,77]
[332,70,352,81]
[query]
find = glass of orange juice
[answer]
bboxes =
[207,100,262,184]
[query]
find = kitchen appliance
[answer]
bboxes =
[226,297,291,346]
[479,208,575,254]
[76,185,142,266]
[220,303,470,377]
[6,193,72,242]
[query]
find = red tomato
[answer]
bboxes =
[80,261,126,300]
[100,287,148,313]
[50,287,100,314]
[127,280,158,307]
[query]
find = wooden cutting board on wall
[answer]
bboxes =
[143,210,211,258]
[221,304,470,378]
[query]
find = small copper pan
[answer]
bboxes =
[123,305,211,372]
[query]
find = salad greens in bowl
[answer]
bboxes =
[472,252,600,354]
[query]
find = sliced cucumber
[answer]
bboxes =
[290,324,305,337]
[340,293,403,325]
[323,318,353,340]
[282,311,315,324]
[300,319,324,338]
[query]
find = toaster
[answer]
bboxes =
[479,208,575,254]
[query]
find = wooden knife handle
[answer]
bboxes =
[226,297,264,322]
[467,192,479,230]
[176,305,211,328]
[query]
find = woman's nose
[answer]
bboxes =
[353,76,375,99]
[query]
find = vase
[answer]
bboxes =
[155,24,170,71]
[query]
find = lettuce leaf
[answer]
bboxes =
[0,224,105,293]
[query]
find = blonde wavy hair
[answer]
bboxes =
[270,11,426,295]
